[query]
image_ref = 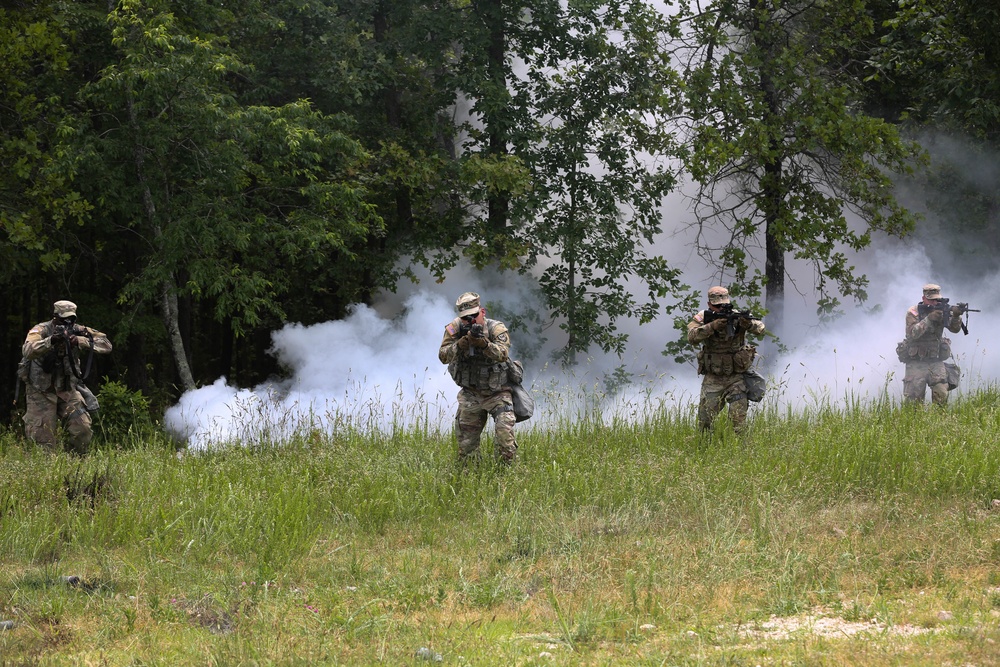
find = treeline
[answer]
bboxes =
[1,0,997,420]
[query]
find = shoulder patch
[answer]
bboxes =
[446,323,458,336]
[693,312,705,323]
[907,306,919,316]
[495,332,509,343]
[29,326,43,334]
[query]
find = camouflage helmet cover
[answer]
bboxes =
[456,292,481,317]
[707,286,730,305]
[53,300,77,318]
[922,283,942,299]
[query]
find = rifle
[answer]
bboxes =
[917,298,979,335]
[703,303,760,339]
[458,321,486,356]
[49,323,95,379]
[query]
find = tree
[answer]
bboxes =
[872,0,1000,278]
[65,0,381,390]
[513,0,687,362]
[678,0,922,336]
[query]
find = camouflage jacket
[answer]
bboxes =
[903,305,962,361]
[438,317,512,392]
[21,320,113,392]
[687,310,765,376]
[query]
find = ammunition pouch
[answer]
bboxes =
[40,350,59,374]
[510,382,534,422]
[698,345,756,376]
[743,369,766,402]
[507,359,524,385]
[16,358,29,383]
[449,358,509,393]
[944,362,961,391]
[78,384,100,412]
[897,336,952,363]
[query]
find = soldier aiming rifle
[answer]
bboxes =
[898,283,974,406]
[687,287,766,433]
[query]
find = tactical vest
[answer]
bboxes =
[696,310,756,376]
[18,321,85,392]
[448,318,510,392]
[904,309,951,361]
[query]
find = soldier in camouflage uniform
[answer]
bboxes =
[438,292,517,464]
[19,300,113,454]
[687,286,765,432]
[901,283,964,406]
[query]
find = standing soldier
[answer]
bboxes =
[687,286,765,432]
[19,300,113,454]
[901,283,964,405]
[439,292,517,465]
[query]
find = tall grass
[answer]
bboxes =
[3,385,1000,664]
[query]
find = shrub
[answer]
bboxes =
[92,378,156,447]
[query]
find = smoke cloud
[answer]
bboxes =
[164,229,1000,450]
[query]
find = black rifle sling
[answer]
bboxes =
[64,329,95,381]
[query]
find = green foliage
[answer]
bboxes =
[508,1,689,363]
[679,0,923,330]
[92,378,155,447]
[875,0,1000,140]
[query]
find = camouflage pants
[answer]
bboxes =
[454,388,517,462]
[698,372,749,432]
[903,360,949,405]
[23,388,93,455]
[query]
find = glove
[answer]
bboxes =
[49,332,64,346]
[456,335,471,351]
[950,305,963,317]
[737,316,752,331]
[709,318,728,332]
[470,335,489,349]
[928,309,943,323]
[67,334,79,347]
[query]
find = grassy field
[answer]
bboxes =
[4,387,1000,665]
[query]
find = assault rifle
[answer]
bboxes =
[703,303,760,339]
[49,323,95,379]
[458,321,486,356]
[458,322,484,339]
[917,298,979,335]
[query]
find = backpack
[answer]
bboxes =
[507,360,533,422]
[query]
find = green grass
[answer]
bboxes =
[4,387,1000,665]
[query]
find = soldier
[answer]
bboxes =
[687,286,765,432]
[901,283,964,405]
[438,292,517,464]
[19,300,113,454]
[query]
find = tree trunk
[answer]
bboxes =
[161,282,196,391]
[752,0,785,336]
[479,0,509,234]
[126,93,197,392]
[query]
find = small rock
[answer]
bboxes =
[415,647,443,662]
[639,623,656,631]
[686,630,699,637]
[539,652,553,659]
[0,620,15,631]
[60,575,81,587]
[937,610,954,621]
[991,499,1000,509]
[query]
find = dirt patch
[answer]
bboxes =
[741,610,932,641]
[171,594,235,634]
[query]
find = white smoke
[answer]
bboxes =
[164,236,1000,450]
[165,290,459,448]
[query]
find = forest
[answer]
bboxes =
[1,0,997,421]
